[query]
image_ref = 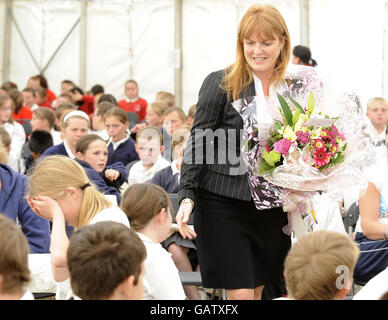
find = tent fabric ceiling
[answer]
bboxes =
[1,0,387,112]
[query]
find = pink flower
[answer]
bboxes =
[273,138,293,156]
[329,125,339,139]
[296,131,310,144]
[329,143,338,155]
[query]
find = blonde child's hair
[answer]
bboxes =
[284,230,359,300]
[366,97,388,112]
[155,91,175,107]
[28,155,111,227]
[147,101,169,117]
[163,106,187,122]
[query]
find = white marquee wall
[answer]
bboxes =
[1,0,387,113]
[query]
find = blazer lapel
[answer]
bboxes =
[242,80,256,99]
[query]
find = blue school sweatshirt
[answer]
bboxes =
[76,160,128,204]
[107,137,139,167]
[0,164,50,253]
[41,142,68,157]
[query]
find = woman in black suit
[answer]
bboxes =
[176,4,292,300]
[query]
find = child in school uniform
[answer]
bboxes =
[0,95,26,172]
[27,155,130,299]
[120,183,186,300]
[118,80,148,122]
[75,134,127,205]
[42,110,90,159]
[127,126,170,185]
[67,221,146,300]
[0,215,34,300]
[104,107,138,167]
[148,125,200,300]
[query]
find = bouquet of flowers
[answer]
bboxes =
[257,92,347,177]
[232,66,373,238]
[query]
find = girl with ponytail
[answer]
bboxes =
[27,155,129,283]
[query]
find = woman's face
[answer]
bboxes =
[0,100,12,124]
[104,115,128,142]
[243,33,284,79]
[77,139,108,173]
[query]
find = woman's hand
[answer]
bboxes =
[176,202,197,240]
[27,195,63,222]
[105,169,120,181]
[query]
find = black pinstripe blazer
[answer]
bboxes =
[178,69,255,203]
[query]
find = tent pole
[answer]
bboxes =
[174,0,182,108]
[2,0,12,82]
[300,0,310,47]
[79,0,88,90]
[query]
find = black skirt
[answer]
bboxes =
[194,188,291,289]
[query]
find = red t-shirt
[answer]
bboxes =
[78,95,95,116]
[46,89,57,103]
[13,105,33,122]
[38,101,54,110]
[118,97,147,122]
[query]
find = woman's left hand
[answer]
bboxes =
[26,195,62,221]
[105,169,120,181]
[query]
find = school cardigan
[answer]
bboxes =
[0,164,50,253]
[148,165,179,194]
[41,142,69,157]
[106,137,139,167]
[76,159,127,204]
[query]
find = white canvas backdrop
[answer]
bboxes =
[1,0,387,113]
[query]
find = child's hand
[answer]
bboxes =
[130,123,146,134]
[105,169,120,181]
[27,195,63,221]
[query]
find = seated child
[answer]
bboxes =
[127,126,170,185]
[144,102,169,128]
[26,130,54,174]
[104,107,138,167]
[0,145,50,254]
[283,230,359,300]
[365,97,388,164]
[76,134,127,204]
[91,101,115,140]
[118,80,148,122]
[187,104,196,125]
[162,107,187,162]
[120,183,186,300]
[67,221,146,300]
[42,110,90,159]
[148,125,200,300]
[0,215,34,300]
